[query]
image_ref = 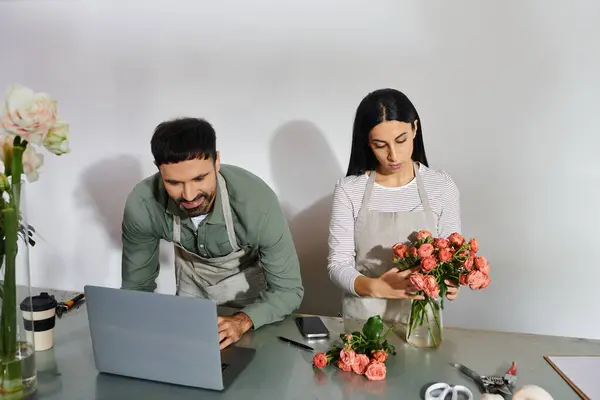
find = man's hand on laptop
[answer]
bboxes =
[218,312,253,349]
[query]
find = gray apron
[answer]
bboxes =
[342,162,438,324]
[172,173,267,308]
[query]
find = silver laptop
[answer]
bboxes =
[84,285,256,391]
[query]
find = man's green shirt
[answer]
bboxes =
[121,164,304,329]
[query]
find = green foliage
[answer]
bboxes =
[362,314,384,341]
[324,315,397,363]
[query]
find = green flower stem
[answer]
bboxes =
[380,324,395,340]
[0,207,21,394]
[422,304,437,347]
[10,138,25,217]
[408,299,442,348]
[430,299,442,335]
[0,137,26,395]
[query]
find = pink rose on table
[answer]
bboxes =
[365,361,387,381]
[417,230,432,240]
[420,256,437,273]
[392,243,408,258]
[371,351,388,363]
[313,352,328,369]
[469,238,479,253]
[474,256,490,275]
[463,255,474,271]
[337,359,352,372]
[466,270,487,290]
[449,232,465,247]
[409,272,425,291]
[351,353,370,375]
[438,248,452,262]
[339,348,356,366]
[417,243,434,258]
[409,247,418,258]
[423,275,440,298]
[433,238,449,249]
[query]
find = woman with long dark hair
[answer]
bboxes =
[327,88,462,323]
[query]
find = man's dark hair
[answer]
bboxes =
[151,117,217,166]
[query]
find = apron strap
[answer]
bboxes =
[358,171,376,220]
[217,173,241,252]
[413,162,437,234]
[173,215,182,244]
[359,163,437,235]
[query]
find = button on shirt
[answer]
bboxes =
[121,164,304,329]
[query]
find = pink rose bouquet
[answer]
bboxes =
[392,230,491,347]
[312,315,395,381]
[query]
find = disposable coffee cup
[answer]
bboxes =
[20,292,58,352]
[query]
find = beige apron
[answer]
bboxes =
[342,162,437,324]
[172,173,267,308]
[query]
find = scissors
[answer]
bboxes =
[425,382,473,400]
[451,362,518,396]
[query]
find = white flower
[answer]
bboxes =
[21,145,44,183]
[0,83,57,145]
[43,119,70,155]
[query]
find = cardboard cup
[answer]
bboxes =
[20,292,58,352]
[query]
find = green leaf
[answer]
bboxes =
[326,346,342,361]
[362,315,384,341]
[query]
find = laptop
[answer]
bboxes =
[84,285,256,391]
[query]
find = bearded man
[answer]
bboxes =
[121,117,304,349]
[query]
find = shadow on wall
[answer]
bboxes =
[78,155,144,248]
[75,155,173,284]
[270,121,343,317]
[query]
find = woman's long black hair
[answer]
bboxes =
[346,88,428,176]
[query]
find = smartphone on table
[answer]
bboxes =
[295,316,329,339]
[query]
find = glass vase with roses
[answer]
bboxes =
[392,230,491,349]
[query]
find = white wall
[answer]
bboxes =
[2,0,599,339]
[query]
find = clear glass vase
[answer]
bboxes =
[406,297,443,349]
[0,179,37,399]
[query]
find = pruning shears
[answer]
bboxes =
[451,361,518,396]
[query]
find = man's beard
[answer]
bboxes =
[175,191,215,217]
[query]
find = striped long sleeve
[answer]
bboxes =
[326,164,461,295]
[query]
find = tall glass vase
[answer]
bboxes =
[0,179,37,399]
[406,297,443,349]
